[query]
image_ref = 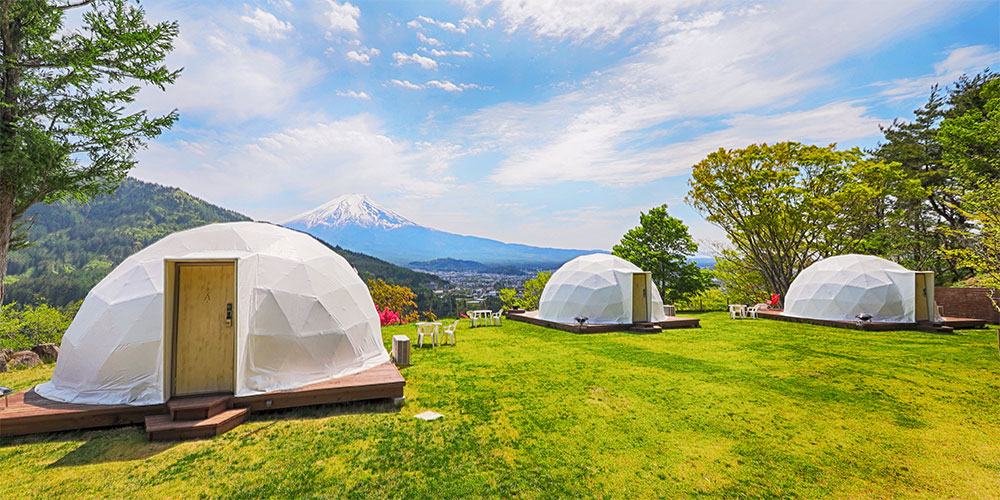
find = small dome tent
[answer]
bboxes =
[538,254,667,325]
[782,254,936,323]
[36,222,390,406]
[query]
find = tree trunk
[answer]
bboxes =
[0,186,15,306]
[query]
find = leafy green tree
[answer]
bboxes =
[871,70,997,281]
[612,204,710,304]
[0,0,180,304]
[711,248,769,305]
[504,271,551,311]
[686,142,910,301]
[938,78,1000,308]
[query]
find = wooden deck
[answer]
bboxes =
[507,310,700,334]
[756,309,987,332]
[0,361,404,438]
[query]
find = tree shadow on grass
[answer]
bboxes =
[44,426,177,467]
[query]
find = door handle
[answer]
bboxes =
[226,303,233,327]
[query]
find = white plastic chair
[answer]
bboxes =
[728,304,744,319]
[442,320,459,345]
[491,309,504,326]
[417,323,438,348]
[746,306,758,319]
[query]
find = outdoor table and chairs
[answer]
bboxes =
[729,304,759,319]
[729,304,746,319]
[470,309,492,327]
[415,321,442,347]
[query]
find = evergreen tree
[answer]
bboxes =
[0,0,179,304]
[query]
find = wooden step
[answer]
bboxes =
[145,407,249,441]
[168,394,232,421]
[631,322,662,334]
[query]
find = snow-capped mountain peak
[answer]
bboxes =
[280,193,418,230]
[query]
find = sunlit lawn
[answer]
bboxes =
[2,313,999,499]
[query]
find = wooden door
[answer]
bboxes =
[632,273,648,323]
[173,262,235,396]
[914,273,929,322]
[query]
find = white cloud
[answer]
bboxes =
[137,24,322,123]
[459,0,956,187]
[322,0,360,34]
[424,48,473,58]
[345,46,380,64]
[240,8,293,40]
[134,115,459,219]
[468,0,694,42]
[393,52,439,69]
[390,79,424,90]
[416,15,465,33]
[426,80,482,92]
[336,90,371,100]
[390,79,483,92]
[875,45,1000,101]
[417,32,442,46]
[408,15,495,34]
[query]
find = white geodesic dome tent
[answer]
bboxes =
[538,253,667,325]
[35,222,389,406]
[782,254,933,323]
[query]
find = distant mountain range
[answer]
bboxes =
[7,179,445,306]
[281,194,600,267]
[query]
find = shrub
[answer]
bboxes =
[0,300,80,350]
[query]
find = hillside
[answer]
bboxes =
[5,178,447,306]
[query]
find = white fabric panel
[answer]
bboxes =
[538,254,667,324]
[782,254,918,323]
[36,222,389,406]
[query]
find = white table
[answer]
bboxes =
[470,310,492,327]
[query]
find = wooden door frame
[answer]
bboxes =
[914,271,935,322]
[162,259,238,399]
[632,272,652,323]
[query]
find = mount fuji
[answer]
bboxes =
[280,194,598,267]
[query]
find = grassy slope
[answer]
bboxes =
[1,314,999,499]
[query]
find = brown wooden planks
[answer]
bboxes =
[507,310,700,334]
[1,362,405,438]
[756,309,986,331]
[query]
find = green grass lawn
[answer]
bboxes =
[2,313,999,499]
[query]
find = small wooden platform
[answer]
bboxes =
[756,309,987,332]
[0,361,405,438]
[507,310,700,334]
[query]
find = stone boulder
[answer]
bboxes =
[0,348,12,359]
[0,351,7,373]
[31,343,59,362]
[8,350,42,369]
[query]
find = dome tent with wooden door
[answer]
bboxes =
[781,254,937,323]
[36,222,390,406]
[538,253,668,325]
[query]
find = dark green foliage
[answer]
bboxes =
[613,204,711,304]
[5,178,248,305]
[0,300,79,350]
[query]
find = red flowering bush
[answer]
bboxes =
[378,306,401,326]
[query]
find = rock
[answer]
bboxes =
[0,348,12,359]
[31,343,59,362]
[8,350,42,369]
[0,352,6,373]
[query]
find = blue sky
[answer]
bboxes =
[130,0,1000,253]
